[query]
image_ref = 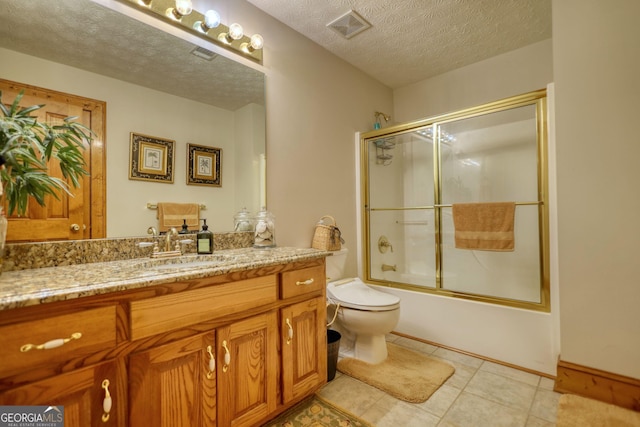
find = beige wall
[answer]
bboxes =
[228,1,393,276]
[553,0,640,379]
[394,39,553,123]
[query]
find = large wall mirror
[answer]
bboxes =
[0,0,266,240]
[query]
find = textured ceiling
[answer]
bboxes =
[0,0,552,107]
[246,0,552,88]
[0,0,265,111]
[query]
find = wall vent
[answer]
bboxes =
[190,46,218,61]
[327,10,371,39]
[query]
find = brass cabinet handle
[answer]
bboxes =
[206,345,215,379]
[285,318,293,345]
[222,340,231,373]
[295,278,314,286]
[101,379,112,423]
[70,223,80,231]
[20,332,82,352]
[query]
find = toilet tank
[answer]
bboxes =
[326,248,348,282]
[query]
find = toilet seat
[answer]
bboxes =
[327,278,400,311]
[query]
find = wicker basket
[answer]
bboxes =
[311,215,343,251]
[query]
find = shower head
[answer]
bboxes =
[375,111,391,122]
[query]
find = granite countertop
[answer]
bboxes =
[0,247,329,311]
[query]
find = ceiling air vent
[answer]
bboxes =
[190,46,218,61]
[327,10,371,39]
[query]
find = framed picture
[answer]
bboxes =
[129,133,175,183]
[187,143,221,187]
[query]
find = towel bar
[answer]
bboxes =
[147,203,206,210]
[371,201,542,211]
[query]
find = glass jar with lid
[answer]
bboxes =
[234,207,254,232]
[253,207,275,248]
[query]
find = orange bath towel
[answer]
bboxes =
[157,202,200,232]
[452,202,515,251]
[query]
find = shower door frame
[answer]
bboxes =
[360,89,550,312]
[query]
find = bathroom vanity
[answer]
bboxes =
[0,247,328,427]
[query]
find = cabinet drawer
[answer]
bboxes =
[0,306,117,378]
[130,275,278,340]
[281,265,325,299]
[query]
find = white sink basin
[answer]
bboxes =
[141,253,250,272]
[150,260,220,270]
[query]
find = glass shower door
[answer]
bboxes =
[366,130,436,288]
[438,105,543,303]
[361,89,549,310]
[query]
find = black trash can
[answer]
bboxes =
[327,329,341,381]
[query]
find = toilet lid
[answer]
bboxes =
[327,278,400,311]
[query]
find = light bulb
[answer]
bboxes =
[203,10,221,29]
[242,34,264,53]
[229,23,243,40]
[195,9,221,33]
[175,0,193,16]
[250,34,264,50]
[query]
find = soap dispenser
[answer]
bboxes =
[197,219,213,254]
[179,219,190,234]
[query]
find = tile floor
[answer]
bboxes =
[317,334,563,427]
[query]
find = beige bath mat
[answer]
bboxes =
[263,395,373,427]
[556,394,640,426]
[337,342,455,403]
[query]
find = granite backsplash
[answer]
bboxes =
[1,232,254,272]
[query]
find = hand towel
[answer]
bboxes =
[157,203,200,232]
[452,202,515,251]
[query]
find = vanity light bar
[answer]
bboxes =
[122,0,263,63]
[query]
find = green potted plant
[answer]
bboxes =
[0,90,92,267]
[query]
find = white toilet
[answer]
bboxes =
[326,249,400,364]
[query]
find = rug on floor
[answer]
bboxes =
[556,394,640,427]
[263,395,373,427]
[337,342,455,403]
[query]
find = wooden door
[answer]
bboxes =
[217,312,278,427]
[0,79,106,242]
[129,332,217,427]
[281,296,327,404]
[0,359,126,427]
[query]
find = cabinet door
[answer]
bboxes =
[281,296,327,404]
[129,332,216,427]
[217,312,278,427]
[0,359,126,427]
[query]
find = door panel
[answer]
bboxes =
[129,332,216,427]
[281,297,327,403]
[0,359,126,427]
[0,79,106,242]
[217,312,277,427]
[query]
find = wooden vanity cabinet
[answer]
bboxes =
[280,264,328,404]
[0,257,327,427]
